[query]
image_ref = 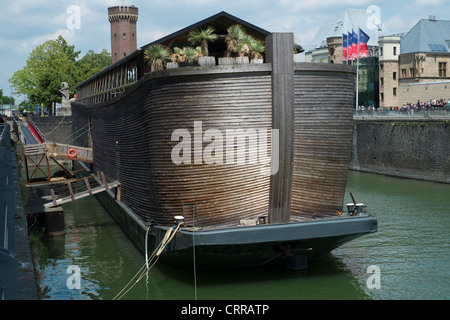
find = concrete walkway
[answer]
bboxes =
[1,123,39,300]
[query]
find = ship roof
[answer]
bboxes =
[77,11,274,89]
[141,11,271,50]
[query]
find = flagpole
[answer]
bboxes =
[355,32,359,111]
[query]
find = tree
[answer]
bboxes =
[9,36,80,112]
[0,89,15,105]
[76,49,111,81]
[9,35,110,115]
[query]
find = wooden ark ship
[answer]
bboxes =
[71,12,377,270]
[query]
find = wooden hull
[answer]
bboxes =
[72,63,356,229]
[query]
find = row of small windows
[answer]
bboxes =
[113,33,135,40]
[379,46,397,56]
[380,44,449,56]
[114,52,128,58]
[381,44,450,56]
[380,62,447,79]
[380,88,397,101]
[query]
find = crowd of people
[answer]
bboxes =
[357,98,450,116]
[400,98,450,114]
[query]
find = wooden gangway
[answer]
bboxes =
[22,141,120,208]
[23,142,93,162]
[23,142,93,187]
[44,171,121,208]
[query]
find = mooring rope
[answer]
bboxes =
[43,115,66,137]
[192,219,198,300]
[113,222,183,300]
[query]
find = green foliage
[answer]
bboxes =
[18,100,35,112]
[225,24,245,57]
[9,35,110,113]
[76,49,111,81]
[0,89,15,105]
[224,24,265,59]
[170,46,201,64]
[144,44,171,71]
[249,39,265,60]
[188,26,217,57]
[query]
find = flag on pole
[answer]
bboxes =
[342,33,347,62]
[358,28,370,58]
[352,30,358,60]
[347,31,353,61]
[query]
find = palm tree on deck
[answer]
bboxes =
[144,44,171,71]
[225,24,245,57]
[188,26,217,57]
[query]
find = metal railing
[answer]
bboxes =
[354,108,450,120]
[27,117,45,143]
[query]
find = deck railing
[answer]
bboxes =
[75,53,140,105]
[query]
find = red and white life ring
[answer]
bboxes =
[68,148,77,158]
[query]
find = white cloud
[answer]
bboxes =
[278,0,372,12]
[383,13,420,34]
[414,0,449,5]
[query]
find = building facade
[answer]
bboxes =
[306,9,382,108]
[379,18,450,108]
[378,34,403,109]
[397,18,450,106]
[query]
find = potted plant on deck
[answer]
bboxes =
[144,44,171,72]
[235,34,255,64]
[188,26,217,66]
[249,38,265,64]
[167,47,183,69]
[219,24,246,65]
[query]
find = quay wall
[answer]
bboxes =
[351,119,450,183]
[0,124,39,300]
[29,116,73,144]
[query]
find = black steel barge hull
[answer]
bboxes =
[150,215,378,270]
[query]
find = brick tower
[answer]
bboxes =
[108,5,138,64]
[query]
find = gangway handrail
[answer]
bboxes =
[27,117,44,143]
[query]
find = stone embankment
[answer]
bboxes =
[351,118,450,184]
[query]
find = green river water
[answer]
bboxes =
[36,170,450,300]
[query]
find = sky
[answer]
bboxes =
[1,0,450,102]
